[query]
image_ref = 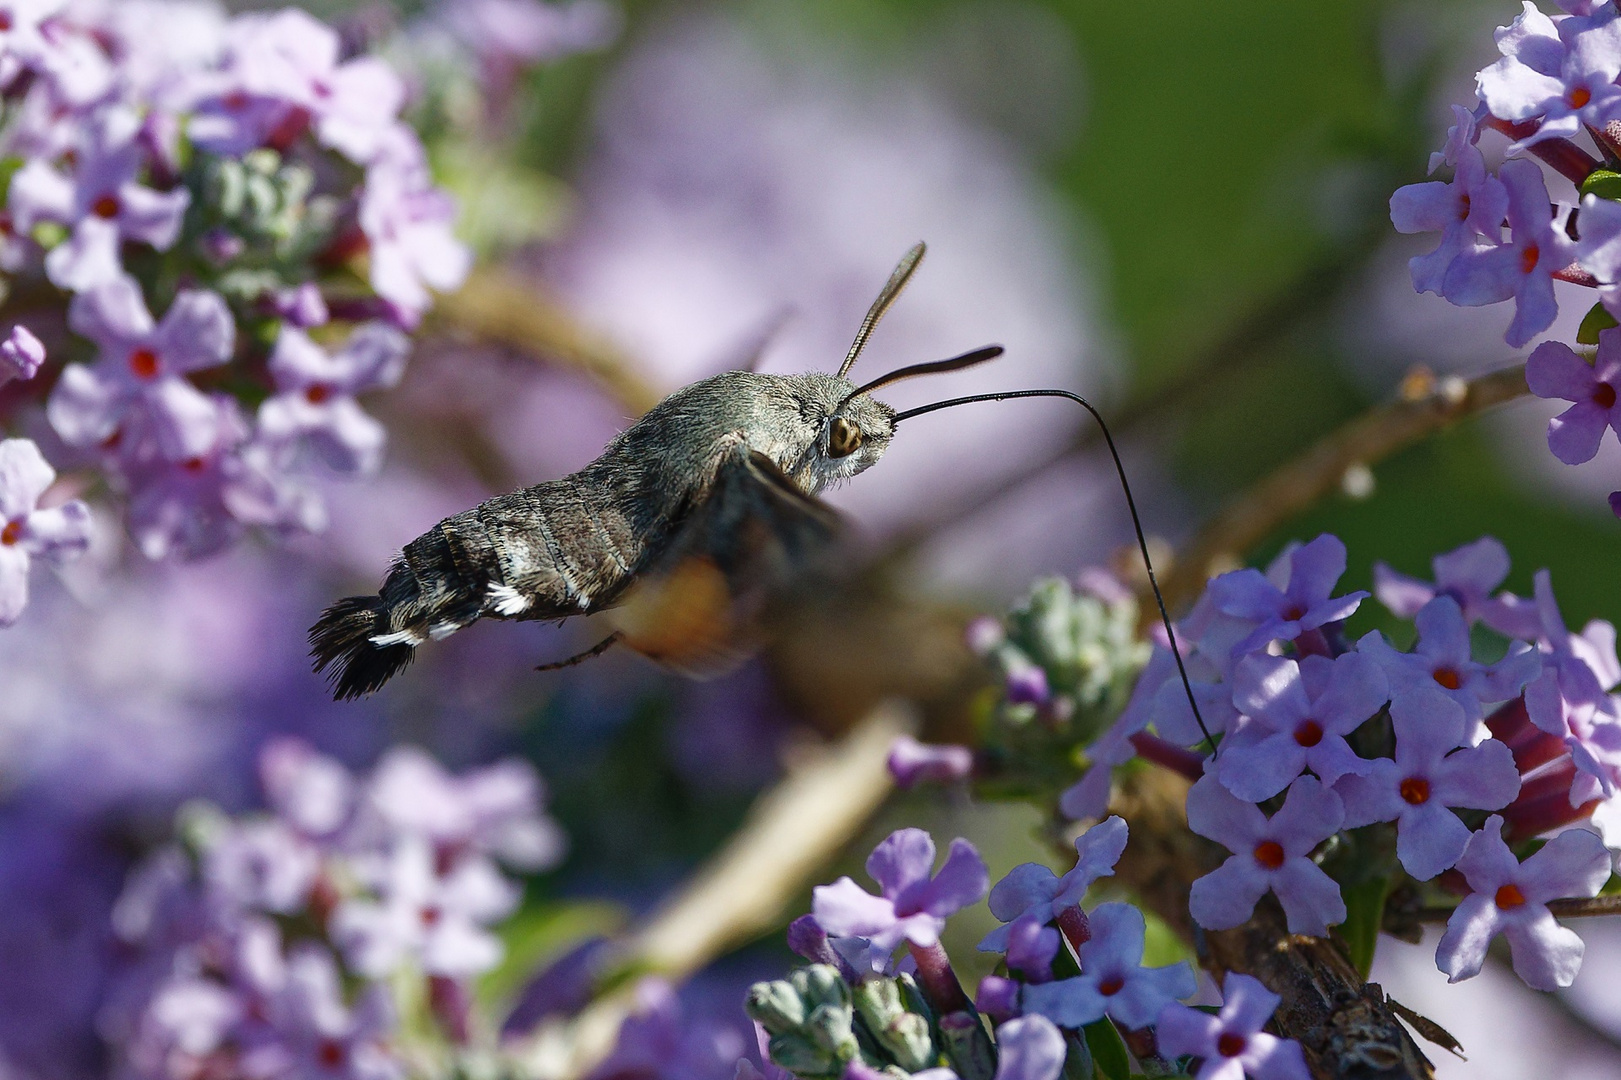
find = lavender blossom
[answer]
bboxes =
[1214,651,1388,802]
[1389,107,1507,295]
[1371,536,1540,639]
[887,736,973,789]
[1526,331,1621,465]
[978,817,1126,952]
[1475,1,1621,150]
[1524,569,1621,802]
[1156,974,1310,1080]
[813,829,988,952]
[1205,534,1367,657]
[1335,688,1521,880]
[1435,815,1610,990]
[0,325,45,386]
[358,156,472,326]
[1019,903,1196,1029]
[1186,774,1347,937]
[1001,913,1059,983]
[988,1016,1065,1080]
[258,324,410,476]
[239,945,403,1080]
[0,438,93,625]
[589,979,744,1080]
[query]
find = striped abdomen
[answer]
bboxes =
[310,477,649,699]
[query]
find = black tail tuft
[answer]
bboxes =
[309,595,417,701]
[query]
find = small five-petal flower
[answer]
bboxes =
[813,829,988,952]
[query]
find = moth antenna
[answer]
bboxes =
[893,388,1216,755]
[837,345,1003,412]
[837,242,926,379]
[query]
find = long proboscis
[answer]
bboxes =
[838,242,927,379]
[894,388,1215,754]
[837,345,1005,412]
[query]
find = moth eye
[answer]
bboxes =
[828,416,863,458]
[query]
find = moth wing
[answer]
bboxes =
[607,446,841,676]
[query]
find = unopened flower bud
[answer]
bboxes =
[853,979,935,1073]
[937,1011,995,1080]
[747,979,807,1033]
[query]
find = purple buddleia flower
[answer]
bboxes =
[361,745,566,873]
[989,1015,1065,1080]
[978,817,1126,952]
[259,738,356,841]
[887,736,973,789]
[239,945,403,1080]
[1156,974,1310,1080]
[1476,2,1621,150]
[8,107,190,291]
[358,155,471,326]
[1524,569,1621,801]
[1020,903,1196,1029]
[1428,102,1486,174]
[1002,913,1059,982]
[331,836,518,978]
[444,0,619,67]
[202,818,320,915]
[1206,534,1367,657]
[1526,330,1621,465]
[1574,194,1621,319]
[1214,651,1388,801]
[1372,536,1541,639]
[1435,815,1610,990]
[813,829,988,951]
[47,276,234,461]
[0,324,44,386]
[1187,774,1346,937]
[1390,115,1507,296]
[1336,688,1521,880]
[1441,159,1575,348]
[258,324,410,476]
[120,976,243,1080]
[588,979,743,1080]
[0,438,92,625]
[1532,569,1621,701]
[1358,596,1542,730]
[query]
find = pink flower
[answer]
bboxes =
[1435,815,1610,990]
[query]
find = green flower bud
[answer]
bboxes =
[937,1011,995,1080]
[852,979,936,1073]
[747,980,807,1034]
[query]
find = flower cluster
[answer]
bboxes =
[1390,1,1621,513]
[105,737,565,1078]
[0,2,481,616]
[751,825,1309,1080]
[1027,533,1617,992]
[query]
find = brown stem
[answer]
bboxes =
[1482,116,1600,185]
[1162,364,1530,608]
[1414,894,1621,923]
[1128,731,1206,781]
[907,940,972,1016]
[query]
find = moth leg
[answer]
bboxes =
[535,631,623,672]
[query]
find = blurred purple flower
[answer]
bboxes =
[1358,597,1541,729]
[1206,534,1367,656]
[587,979,743,1080]
[1523,572,1621,804]
[0,437,92,625]
[1215,651,1387,802]
[203,818,320,916]
[1005,663,1050,706]
[812,829,988,951]
[47,276,234,461]
[1156,973,1309,1080]
[358,156,471,326]
[331,836,517,978]
[1187,774,1346,937]
[887,736,973,789]
[1020,903,1195,1029]
[1441,159,1574,348]
[1436,815,1610,990]
[1336,688,1521,880]
[1526,331,1621,465]
[443,0,619,66]
[0,324,45,386]
[259,737,356,840]
[978,816,1126,953]
[977,976,1021,1024]
[240,945,403,1080]
[270,283,331,329]
[259,324,410,476]
[989,1015,1065,1080]
[1371,536,1540,639]
[1475,2,1621,150]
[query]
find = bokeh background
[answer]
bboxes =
[6,1,1620,1077]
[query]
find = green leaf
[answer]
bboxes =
[1581,168,1621,201]
[1082,1020,1132,1080]
[1578,300,1618,345]
[1339,875,1390,978]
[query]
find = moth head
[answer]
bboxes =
[820,388,896,476]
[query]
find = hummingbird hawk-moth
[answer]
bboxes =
[310,243,1211,750]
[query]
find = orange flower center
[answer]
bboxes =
[1399,776,1431,805]
[304,383,331,404]
[128,348,159,379]
[1432,667,1462,691]
[1253,840,1286,870]
[0,13,13,32]
[91,194,119,219]
[1217,1033,1247,1058]
[1458,193,1471,221]
[421,905,441,927]
[1283,604,1306,621]
[1571,87,1593,108]
[1521,245,1541,275]
[1097,975,1124,996]
[181,457,206,473]
[1595,383,1617,410]
[317,1041,345,1068]
[1294,720,1324,748]
[0,520,20,546]
[1495,883,1526,910]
